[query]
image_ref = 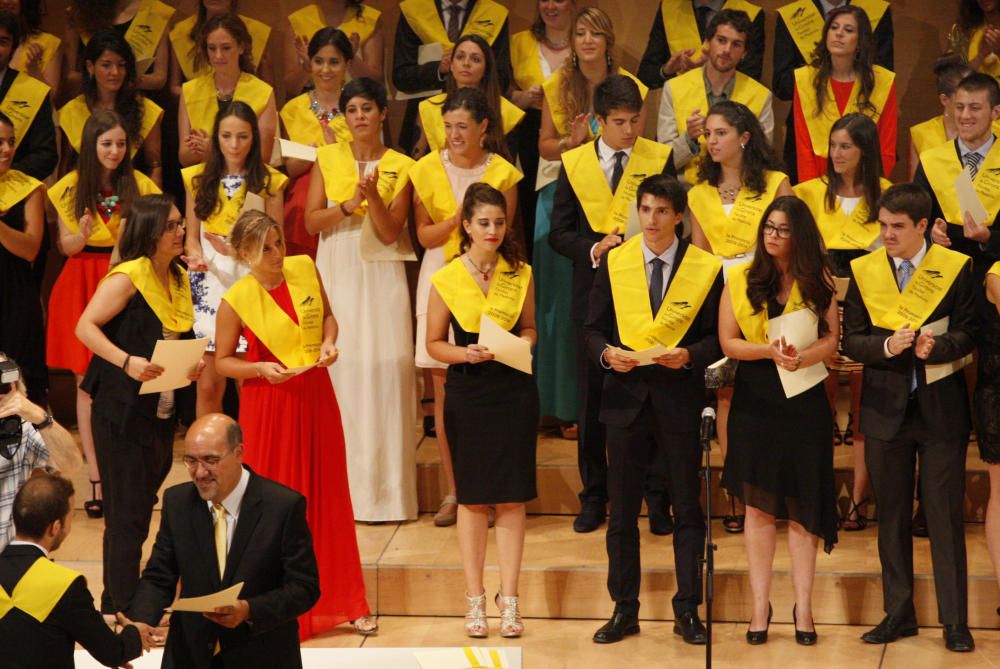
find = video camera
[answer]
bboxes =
[0,359,23,459]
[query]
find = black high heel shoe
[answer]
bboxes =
[793,604,818,646]
[746,603,772,645]
[420,399,436,437]
[85,480,103,519]
[842,412,855,446]
[723,496,745,534]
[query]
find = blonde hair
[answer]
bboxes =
[230,210,284,266]
[559,7,617,124]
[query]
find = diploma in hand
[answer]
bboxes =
[954,165,989,226]
[608,344,669,366]
[478,315,532,374]
[768,309,828,398]
[138,338,209,395]
[169,582,244,613]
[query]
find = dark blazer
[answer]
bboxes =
[128,469,320,669]
[0,544,142,669]
[0,68,58,180]
[842,249,978,442]
[583,239,723,428]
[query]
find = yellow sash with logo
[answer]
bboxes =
[778,0,887,61]
[431,255,532,333]
[661,0,762,56]
[280,93,352,147]
[968,25,1000,79]
[921,139,1000,226]
[410,150,523,261]
[317,141,414,216]
[48,170,160,246]
[169,14,270,81]
[910,116,1000,158]
[851,245,969,330]
[542,68,648,138]
[400,0,507,50]
[0,71,49,153]
[795,65,894,159]
[107,257,195,332]
[793,176,891,250]
[10,31,61,73]
[419,93,525,153]
[182,163,288,236]
[607,237,722,351]
[689,170,787,257]
[0,557,79,623]
[563,137,672,235]
[728,262,808,344]
[112,0,175,67]
[669,68,771,182]
[223,255,324,368]
[59,95,163,156]
[511,30,545,91]
[183,72,273,135]
[0,170,43,213]
[289,3,382,46]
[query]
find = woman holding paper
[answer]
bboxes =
[304,77,417,522]
[75,193,201,617]
[426,183,537,639]
[182,101,287,417]
[719,196,839,646]
[214,210,376,638]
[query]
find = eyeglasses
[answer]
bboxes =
[165,218,186,233]
[181,450,233,471]
[762,223,792,239]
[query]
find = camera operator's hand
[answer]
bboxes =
[0,388,47,426]
[124,357,164,382]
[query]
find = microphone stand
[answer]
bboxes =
[699,407,717,669]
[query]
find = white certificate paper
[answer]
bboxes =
[169,582,244,612]
[138,338,209,395]
[240,191,266,216]
[768,309,828,398]
[272,137,318,164]
[608,344,669,366]
[954,165,989,226]
[921,316,973,384]
[478,315,532,374]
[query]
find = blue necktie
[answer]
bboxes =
[897,259,917,391]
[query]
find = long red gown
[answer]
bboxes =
[239,280,370,639]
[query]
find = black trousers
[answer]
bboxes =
[573,321,608,504]
[605,398,705,617]
[93,408,175,613]
[865,401,969,625]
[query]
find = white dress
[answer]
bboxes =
[315,158,418,522]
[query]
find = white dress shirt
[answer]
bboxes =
[589,138,635,267]
[957,134,995,166]
[641,235,680,300]
[206,466,250,550]
[8,539,48,556]
[883,241,928,358]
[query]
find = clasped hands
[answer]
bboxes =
[770,336,803,371]
[931,211,990,246]
[343,167,381,215]
[124,357,206,383]
[887,322,935,359]
[255,342,339,383]
[603,346,690,372]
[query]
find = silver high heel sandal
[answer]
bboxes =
[495,593,524,638]
[465,592,488,638]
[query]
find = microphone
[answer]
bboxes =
[700,406,716,445]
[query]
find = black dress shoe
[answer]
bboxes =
[649,509,674,536]
[793,604,817,646]
[745,603,772,645]
[673,611,706,645]
[943,624,974,652]
[593,612,640,644]
[573,501,606,533]
[860,615,918,644]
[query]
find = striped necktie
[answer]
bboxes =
[964,151,983,180]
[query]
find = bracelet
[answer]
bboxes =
[340,201,353,217]
[122,355,131,373]
[32,413,54,431]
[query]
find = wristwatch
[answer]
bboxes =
[32,413,54,430]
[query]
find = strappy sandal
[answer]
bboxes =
[842,412,855,446]
[722,496,745,534]
[840,497,869,532]
[434,495,457,527]
[465,592,488,638]
[832,422,843,446]
[495,592,524,638]
[85,481,103,519]
[352,615,378,635]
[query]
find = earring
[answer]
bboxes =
[606,54,612,68]
[740,142,746,150]
[571,52,578,68]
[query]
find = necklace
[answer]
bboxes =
[309,91,340,125]
[465,254,494,281]
[718,183,741,202]
[544,36,570,50]
[97,192,120,219]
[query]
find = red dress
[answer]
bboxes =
[282,171,319,259]
[238,280,369,639]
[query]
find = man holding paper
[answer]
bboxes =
[584,175,722,645]
[843,184,978,652]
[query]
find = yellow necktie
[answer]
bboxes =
[212,503,227,578]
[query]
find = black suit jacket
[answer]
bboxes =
[128,469,320,669]
[842,249,978,442]
[0,68,57,180]
[0,544,142,669]
[583,239,723,428]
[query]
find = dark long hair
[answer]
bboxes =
[75,110,139,221]
[809,6,876,116]
[69,0,117,39]
[441,87,508,160]
[82,29,145,148]
[746,196,833,335]
[458,182,525,271]
[193,101,271,222]
[116,193,183,283]
[438,35,504,115]
[188,0,237,73]
[199,13,255,74]
[823,112,883,213]
[959,0,986,33]
[697,100,780,195]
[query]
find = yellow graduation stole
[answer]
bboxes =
[399,0,508,50]
[794,65,894,159]
[169,14,270,81]
[921,139,1000,226]
[410,150,523,261]
[107,257,195,332]
[563,137,672,235]
[968,25,1000,80]
[777,0,888,61]
[98,0,175,66]
[793,176,892,250]
[223,255,324,368]
[181,163,288,236]
[419,93,525,153]
[669,68,771,183]
[989,261,1000,279]
[48,170,160,247]
[280,93,353,147]
[910,115,1000,158]
[0,70,50,153]
[10,31,61,73]
[182,72,273,135]
[0,558,79,624]
[288,3,382,47]
[850,245,969,330]
[0,169,43,213]
[688,170,787,257]
[511,30,545,92]
[607,237,722,351]
[431,255,532,333]
[316,142,414,217]
[661,0,762,55]
[59,95,163,156]
[727,262,808,344]
[542,68,648,138]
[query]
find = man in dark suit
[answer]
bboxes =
[843,183,978,653]
[0,473,148,668]
[124,413,320,669]
[549,76,675,534]
[585,174,723,645]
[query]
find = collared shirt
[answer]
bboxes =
[820,0,847,17]
[0,424,49,551]
[589,139,635,268]
[441,0,469,28]
[693,0,725,26]
[205,467,250,550]
[957,134,996,165]
[641,235,680,300]
[8,540,48,557]
[883,241,928,358]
